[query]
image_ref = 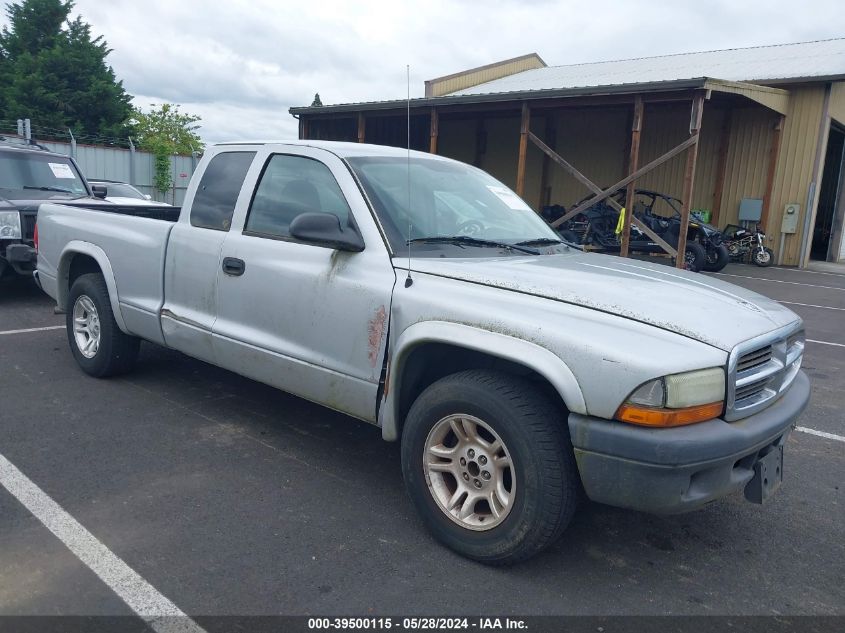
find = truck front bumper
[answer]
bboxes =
[568,370,810,514]
[2,243,37,275]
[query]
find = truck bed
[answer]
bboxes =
[36,202,178,344]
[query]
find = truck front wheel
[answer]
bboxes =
[67,273,140,377]
[401,370,579,565]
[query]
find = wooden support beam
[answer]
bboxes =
[760,115,785,232]
[357,112,365,143]
[710,108,733,226]
[538,116,556,208]
[621,96,644,258]
[675,92,705,269]
[516,102,530,197]
[528,131,611,202]
[525,102,692,261]
[551,133,699,226]
[429,108,439,154]
[299,117,310,140]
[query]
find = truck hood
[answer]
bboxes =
[406,252,799,351]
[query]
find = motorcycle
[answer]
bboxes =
[722,224,774,267]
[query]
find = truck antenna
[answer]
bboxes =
[404,63,414,288]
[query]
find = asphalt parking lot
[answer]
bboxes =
[0,263,843,623]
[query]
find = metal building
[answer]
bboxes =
[291,39,845,267]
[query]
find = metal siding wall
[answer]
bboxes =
[478,116,521,190]
[635,104,687,199]
[546,107,629,208]
[829,81,845,127]
[437,118,477,164]
[719,107,776,226]
[769,85,826,265]
[37,141,196,205]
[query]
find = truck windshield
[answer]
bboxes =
[347,156,562,256]
[0,152,88,198]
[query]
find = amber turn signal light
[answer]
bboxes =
[615,401,724,427]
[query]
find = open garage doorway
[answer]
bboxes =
[812,125,845,261]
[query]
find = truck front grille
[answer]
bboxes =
[726,323,804,421]
[21,212,37,240]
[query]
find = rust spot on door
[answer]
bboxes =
[368,305,387,367]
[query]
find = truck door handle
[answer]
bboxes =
[222,257,245,276]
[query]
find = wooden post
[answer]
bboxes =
[299,117,310,140]
[538,115,556,208]
[516,102,530,198]
[357,112,365,143]
[760,115,785,232]
[528,130,678,256]
[621,96,644,258]
[676,92,705,269]
[429,108,439,154]
[710,108,733,226]
[552,133,699,225]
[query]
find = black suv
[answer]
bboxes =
[0,138,99,280]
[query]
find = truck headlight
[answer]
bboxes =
[616,367,725,427]
[0,211,22,240]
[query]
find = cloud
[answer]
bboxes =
[2,0,844,142]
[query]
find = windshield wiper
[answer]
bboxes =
[23,185,75,194]
[407,235,540,255]
[515,238,563,246]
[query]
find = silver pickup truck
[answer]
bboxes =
[35,141,810,564]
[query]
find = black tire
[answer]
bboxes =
[702,243,730,272]
[66,273,140,377]
[754,247,774,267]
[401,370,579,565]
[680,241,706,272]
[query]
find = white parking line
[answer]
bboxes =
[807,339,845,348]
[0,325,64,335]
[713,272,845,291]
[773,266,845,278]
[0,452,206,633]
[778,301,845,311]
[795,427,845,443]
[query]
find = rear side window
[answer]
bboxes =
[245,154,351,239]
[190,151,256,230]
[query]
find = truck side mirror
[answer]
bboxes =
[91,184,108,199]
[289,212,364,252]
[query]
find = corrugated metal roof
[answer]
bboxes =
[451,38,845,97]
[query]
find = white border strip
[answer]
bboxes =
[0,453,206,633]
[778,301,845,312]
[0,325,65,335]
[795,426,845,443]
[713,272,845,291]
[807,339,845,348]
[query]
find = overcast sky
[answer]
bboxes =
[2,0,844,143]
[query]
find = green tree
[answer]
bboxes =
[129,103,204,193]
[0,0,133,139]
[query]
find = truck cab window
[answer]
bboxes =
[190,151,256,231]
[245,154,351,239]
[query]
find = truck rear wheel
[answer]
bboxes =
[67,273,139,377]
[401,370,579,565]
